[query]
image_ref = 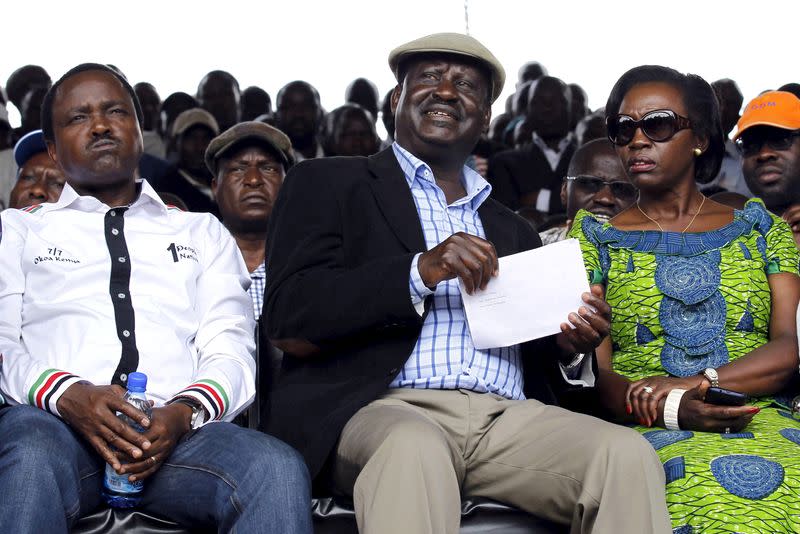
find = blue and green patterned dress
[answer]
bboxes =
[569,199,800,533]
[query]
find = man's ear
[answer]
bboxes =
[560,180,568,207]
[46,140,58,165]
[390,85,401,115]
[210,176,218,201]
[482,105,492,134]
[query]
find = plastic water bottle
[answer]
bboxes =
[102,372,152,508]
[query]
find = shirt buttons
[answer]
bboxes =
[118,257,126,263]
[117,293,126,299]
[120,373,127,381]
[111,228,119,236]
[110,211,116,217]
[122,330,130,337]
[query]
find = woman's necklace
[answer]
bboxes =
[637,195,707,233]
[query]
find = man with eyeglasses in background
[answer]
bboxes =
[737,91,800,248]
[538,138,636,245]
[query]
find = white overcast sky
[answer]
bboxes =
[2,0,797,133]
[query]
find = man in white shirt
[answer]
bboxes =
[0,63,311,534]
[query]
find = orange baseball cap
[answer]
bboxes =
[734,91,800,140]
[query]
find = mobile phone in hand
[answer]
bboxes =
[705,387,748,406]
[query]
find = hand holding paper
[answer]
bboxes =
[460,239,608,350]
[418,232,498,293]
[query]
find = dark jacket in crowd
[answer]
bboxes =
[263,147,582,481]
[488,140,576,213]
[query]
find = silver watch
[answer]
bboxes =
[703,368,719,388]
[172,398,207,429]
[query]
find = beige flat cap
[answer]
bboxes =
[172,108,220,139]
[388,32,505,103]
[205,121,294,175]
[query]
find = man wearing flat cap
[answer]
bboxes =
[157,107,220,214]
[206,121,294,319]
[265,33,670,533]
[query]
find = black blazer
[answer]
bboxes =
[264,147,578,480]
[488,140,576,213]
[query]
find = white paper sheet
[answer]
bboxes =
[460,238,590,349]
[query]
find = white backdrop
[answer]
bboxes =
[2,0,797,132]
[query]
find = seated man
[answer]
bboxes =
[0,63,312,534]
[539,138,636,244]
[206,121,294,319]
[265,33,670,534]
[8,129,66,209]
[737,91,800,248]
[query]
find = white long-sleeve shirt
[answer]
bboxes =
[0,180,256,423]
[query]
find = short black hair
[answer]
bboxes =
[276,80,321,111]
[198,70,241,96]
[778,83,800,100]
[605,65,724,184]
[41,63,144,142]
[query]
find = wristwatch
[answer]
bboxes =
[171,397,207,429]
[703,368,719,388]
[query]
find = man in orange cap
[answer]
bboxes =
[737,91,800,247]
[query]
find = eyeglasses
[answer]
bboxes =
[607,109,692,146]
[736,129,800,157]
[565,175,638,199]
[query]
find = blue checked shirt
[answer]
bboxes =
[388,143,525,400]
[248,262,266,319]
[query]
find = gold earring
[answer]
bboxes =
[693,148,703,157]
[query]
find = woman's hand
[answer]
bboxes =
[626,375,702,426]
[678,382,760,433]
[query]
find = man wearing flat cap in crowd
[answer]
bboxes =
[157,107,220,214]
[205,121,294,319]
[265,33,671,534]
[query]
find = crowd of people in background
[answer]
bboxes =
[2,62,799,242]
[2,32,800,534]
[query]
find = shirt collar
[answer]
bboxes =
[250,262,266,278]
[391,142,492,210]
[42,179,169,215]
[531,131,573,154]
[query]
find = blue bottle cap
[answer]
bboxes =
[127,372,148,392]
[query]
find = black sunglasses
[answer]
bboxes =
[607,109,692,146]
[736,129,800,157]
[565,175,638,199]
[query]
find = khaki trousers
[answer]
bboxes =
[332,388,670,534]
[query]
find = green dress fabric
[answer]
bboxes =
[568,199,800,533]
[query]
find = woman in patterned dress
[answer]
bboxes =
[569,65,800,533]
